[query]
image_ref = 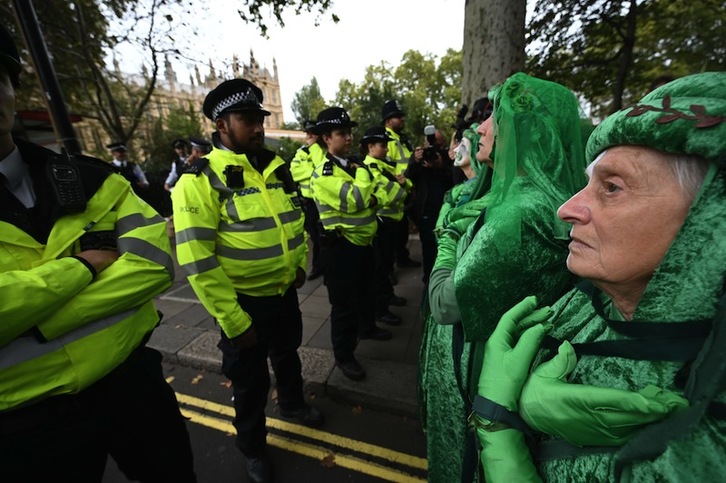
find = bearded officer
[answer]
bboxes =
[171,78,323,483]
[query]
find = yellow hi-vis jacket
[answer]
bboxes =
[290,142,325,199]
[310,154,380,247]
[1,141,173,412]
[172,145,308,339]
[385,127,412,176]
[363,155,412,222]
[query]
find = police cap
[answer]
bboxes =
[312,107,358,135]
[106,142,126,152]
[203,78,271,121]
[381,100,405,122]
[360,126,391,146]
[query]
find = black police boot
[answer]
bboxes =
[375,311,402,326]
[335,357,367,381]
[388,295,407,307]
[279,404,325,428]
[246,450,273,483]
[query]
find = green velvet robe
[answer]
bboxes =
[531,166,726,481]
[421,177,575,482]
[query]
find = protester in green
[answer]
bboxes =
[421,73,588,482]
[473,71,726,482]
[436,126,489,237]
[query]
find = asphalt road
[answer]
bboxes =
[102,363,428,482]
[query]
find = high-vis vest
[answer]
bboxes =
[290,143,325,198]
[363,155,412,222]
[1,144,173,412]
[310,154,379,246]
[385,127,412,176]
[172,146,308,339]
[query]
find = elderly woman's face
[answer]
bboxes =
[557,146,692,291]
[476,117,495,167]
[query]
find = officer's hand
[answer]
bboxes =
[77,249,119,274]
[414,147,424,162]
[396,174,406,186]
[230,326,257,348]
[293,267,306,288]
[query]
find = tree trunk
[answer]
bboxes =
[610,0,638,113]
[461,0,526,107]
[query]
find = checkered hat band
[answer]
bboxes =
[212,89,260,119]
[317,118,347,127]
[366,134,387,140]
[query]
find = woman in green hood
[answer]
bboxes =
[421,73,588,482]
[474,71,726,482]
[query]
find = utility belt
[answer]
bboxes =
[318,222,345,248]
[0,343,149,436]
[377,215,398,226]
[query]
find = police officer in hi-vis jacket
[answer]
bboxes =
[0,25,195,482]
[171,78,323,483]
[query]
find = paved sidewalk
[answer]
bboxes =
[149,236,426,418]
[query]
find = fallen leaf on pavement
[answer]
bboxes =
[352,406,362,415]
[320,453,336,468]
[191,374,204,385]
[220,380,232,388]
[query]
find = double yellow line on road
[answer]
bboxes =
[175,392,427,482]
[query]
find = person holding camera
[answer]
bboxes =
[406,127,454,284]
[0,25,195,482]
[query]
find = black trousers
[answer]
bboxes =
[218,287,304,458]
[394,216,411,263]
[322,237,376,362]
[302,198,322,274]
[0,347,196,483]
[374,218,396,316]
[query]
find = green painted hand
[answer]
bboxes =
[519,341,689,446]
[477,296,553,411]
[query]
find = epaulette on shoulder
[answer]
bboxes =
[182,157,209,176]
[300,146,310,154]
[73,153,118,174]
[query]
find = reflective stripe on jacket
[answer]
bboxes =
[363,155,412,221]
[0,165,172,412]
[290,143,325,198]
[310,154,378,246]
[172,146,308,339]
[385,127,412,175]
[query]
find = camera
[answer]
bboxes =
[422,124,439,163]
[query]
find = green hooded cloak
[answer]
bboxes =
[420,73,588,482]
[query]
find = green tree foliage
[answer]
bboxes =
[237,0,338,37]
[275,136,304,164]
[290,77,327,126]
[527,0,726,117]
[143,101,205,171]
[331,49,463,151]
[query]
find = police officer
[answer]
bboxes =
[171,78,322,483]
[164,138,190,191]
[0,25,195,482]
[107,142,150,189]
[290,119,325,280]
[381,99,421,270]
[360,126,412,326]
[310,108,392,382]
